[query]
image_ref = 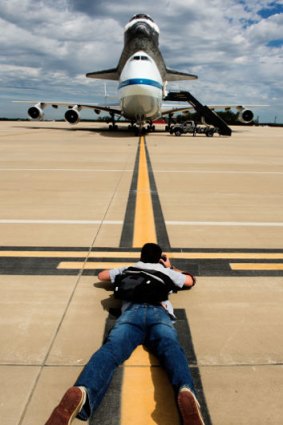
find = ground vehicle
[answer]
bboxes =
[170,121,217,137]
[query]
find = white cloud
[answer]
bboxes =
[247,12,283,43]
[0,0,282,122]
[0,64,41,77]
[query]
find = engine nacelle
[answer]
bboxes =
[28,105,44,120]
[65,108,80,125]
[237,109,254,124]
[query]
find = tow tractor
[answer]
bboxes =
[170,121,217,137]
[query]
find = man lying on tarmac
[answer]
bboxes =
[44,242,205,425]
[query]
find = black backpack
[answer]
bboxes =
[114,267,177,304]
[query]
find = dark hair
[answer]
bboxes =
[140,243,162,263]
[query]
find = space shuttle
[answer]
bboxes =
[21,14,255,131]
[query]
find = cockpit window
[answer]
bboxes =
[131,55,150,61]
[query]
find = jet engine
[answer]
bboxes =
[65,107,80,125]
[237,109,254,124]
[28,104,44,120]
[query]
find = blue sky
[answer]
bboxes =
[0,0,282,123]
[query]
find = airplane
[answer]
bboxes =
[17,13,255,133]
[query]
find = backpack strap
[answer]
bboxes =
[125,267,178,293]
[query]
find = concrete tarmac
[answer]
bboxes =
[0,121,282,425]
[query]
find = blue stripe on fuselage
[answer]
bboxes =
[119,78,163,90]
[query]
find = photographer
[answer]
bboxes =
[44,243,205,425]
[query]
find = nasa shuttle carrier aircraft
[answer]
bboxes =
[24,14,255,132]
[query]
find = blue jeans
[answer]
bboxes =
[75,303,195,420]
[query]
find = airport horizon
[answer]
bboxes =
[1,116,283,126]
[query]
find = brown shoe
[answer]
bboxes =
[177,388,205,425]
[44,386,86,425]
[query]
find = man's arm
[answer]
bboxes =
[160,254,196,288]
[176,270,195,288]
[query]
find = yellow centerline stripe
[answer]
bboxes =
[122,136,178,424]
[230,263,283,270]
[121,350,179,425]
[133,136,157,247]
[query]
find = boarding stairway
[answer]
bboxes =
[164,91,232,136]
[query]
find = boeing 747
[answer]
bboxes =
[17,14,255,134]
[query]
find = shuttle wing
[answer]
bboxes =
[165,68,198,81]
[86,68,119,80]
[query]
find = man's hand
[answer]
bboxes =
[159,254,171,268]
[98,270,111,281]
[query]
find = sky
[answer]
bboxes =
[0,0,282,123]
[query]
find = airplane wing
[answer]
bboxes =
[161,90,262,129]
[13,100,122,114]
[86,68,119,80]
[13,100,122,124]
[204,104,266,111]
[161,104,194,115]
[65,102,121,115]
[161,96,264,122]
[160,103,256,115]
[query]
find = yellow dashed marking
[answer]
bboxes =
[230,263,283,270]
[1,250,283,259]
[57,262,133,270]
[0,251,139,258]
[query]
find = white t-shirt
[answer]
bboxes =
[109,261,186,319]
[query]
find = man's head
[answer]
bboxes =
[140,243,162,263]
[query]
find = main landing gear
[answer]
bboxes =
[128,122,155,134]
[108,113,118,130]
[106,115,156,134]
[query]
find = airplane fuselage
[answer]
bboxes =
[117,15,166,123]
[119,51,163,122]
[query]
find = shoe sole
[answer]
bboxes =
[177,390,205,425]
[44,387,86,425]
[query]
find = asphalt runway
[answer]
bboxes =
[0,121,282,425]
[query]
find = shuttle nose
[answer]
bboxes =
[132,22,151,37]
